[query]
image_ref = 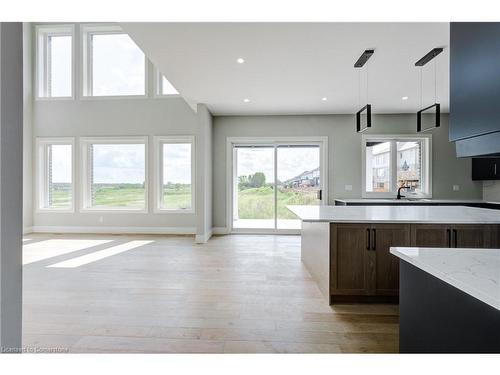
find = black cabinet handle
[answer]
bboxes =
[453,229,458,248]
[447,229,451,248]
[366,228,370,250]
[372,229,376,250]
[495,163,497,176]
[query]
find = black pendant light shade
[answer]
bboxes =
[415,47,443,133]
[417,103,440,132]
[355,50,374,133]
[356,104,372,132]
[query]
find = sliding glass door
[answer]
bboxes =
[233,145,275,229]
[231,140,326,232]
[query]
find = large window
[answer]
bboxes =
[155,69,179,96]
[81,137,148,211]
[36,138,74,211]
[362,135,431,198]
[36,25,74,98]
[82,25,146,97]
[154,137,194,212]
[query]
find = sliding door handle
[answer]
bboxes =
[371,229,376,250]
[366,228,371,250]
[446,229,451,248]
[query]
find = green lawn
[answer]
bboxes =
[238,186,318,219]
[50,183,192,209]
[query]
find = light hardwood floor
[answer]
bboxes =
[22,233,399,353]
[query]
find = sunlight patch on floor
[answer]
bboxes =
[23,239,114,265]
[47,240,154,268]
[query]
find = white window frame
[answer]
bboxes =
[361,134,432,199]
[35,137,76,213]
[35,24,75,100]
[153,68,180,98]
[81,24,148,99]
[153,136,195,214]
[80,136,149,213]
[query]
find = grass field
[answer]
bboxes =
[237,186,318,219]
[50,183,192,209]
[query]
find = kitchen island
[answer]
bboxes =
[287,205,500,304]
[391,246,500,353]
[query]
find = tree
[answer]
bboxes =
[250,172,266,188]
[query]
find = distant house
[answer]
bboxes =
[283,167,320,188]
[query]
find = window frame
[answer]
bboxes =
[80,136,149,213]
[153,68,180,98]
[35,137,76,213]
[361,134,432,198]
[153,136,195,214]
[81,24,148,99]
[35,24,75,100]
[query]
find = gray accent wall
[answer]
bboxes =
[212,114,483,228]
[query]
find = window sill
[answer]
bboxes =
[80,94,148,101]
[154,208,195,214]
[35,96,74,101]
[36,208,75,214]
[80,208,148,214]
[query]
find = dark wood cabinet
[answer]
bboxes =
[330,223,410,300]
[372,224,411,296]
[331,224,371,296]
[453,224,498,248]
[472,158,500,180]
[330,223,499,303]
[411,224,498,249]
[411,224,450,247]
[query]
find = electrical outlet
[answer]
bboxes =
[99,216,104,223]
[453,185,460,191]
[345,184,353,191]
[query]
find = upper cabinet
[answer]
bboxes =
[450,23,500,157]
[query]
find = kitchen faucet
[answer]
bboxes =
[396,186,410,200]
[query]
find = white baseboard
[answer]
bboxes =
[212,227,230,235]
[23,226,33,235]
[195,229,213,244]
[31,226,196,235]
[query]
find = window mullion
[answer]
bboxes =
[391,140,397,193]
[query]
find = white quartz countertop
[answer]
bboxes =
[390,247,500,311]
[286,205,500,224]
[334,199,493,204]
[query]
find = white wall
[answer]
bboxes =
[31,23,213,235]
[0,22,24,351]
[195,104,213,243]
[483,181,500,202]
[212,114,483,228]
[23,23,33,233]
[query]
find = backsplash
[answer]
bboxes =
[483,181,500,201]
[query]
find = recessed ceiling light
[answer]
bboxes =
[237,58,245,64]
[402,96,409,101]
[321,97,328,101]
[243,98,250,103]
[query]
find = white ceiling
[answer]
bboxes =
[121,22,450,115]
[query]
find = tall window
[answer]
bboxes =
[36,138,74,211]
[362,135,431,197]
[154,137,194,212]
[82,25,146,97]
[81,137,148,211]
[36,25,73,98]
[156,69,179,96]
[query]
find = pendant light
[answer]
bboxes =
[415,47,443,132]
[354,49,374,133]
